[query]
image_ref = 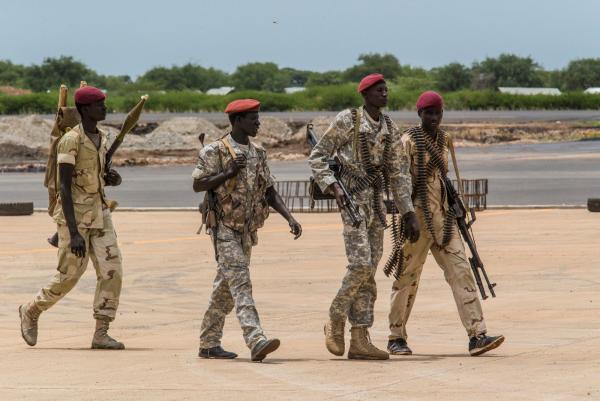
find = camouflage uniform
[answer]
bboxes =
[388,128,486,340]
[309,108,413,328]
[33,125,122,322]
[193,134,273,349]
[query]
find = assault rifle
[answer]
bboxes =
[306,124,362,228]
[197,133,219,261]
[445,177,496,300]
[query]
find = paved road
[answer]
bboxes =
[1,141,599,207]
[32,110,600,125]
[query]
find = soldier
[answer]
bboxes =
[193,99,302,362]
[387,91,504,357]
[19,86,125,350]
[309,74,420,360]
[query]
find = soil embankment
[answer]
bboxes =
[2,114,599,171]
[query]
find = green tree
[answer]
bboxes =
[232,62,285,92]
[0,60,27,87]
[306,71,344,86]
[138,63,229,91]
[343,53,403,82]
[472,54,543,89]
[562,58,600,90]
[434,62,471,91]
[24,56,98,92]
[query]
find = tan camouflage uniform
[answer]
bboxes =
[193,134,273,349]
[388,127,486,340]
[33,125,122,322]
[309,108,414,328]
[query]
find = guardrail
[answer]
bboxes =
[274,179,488,213]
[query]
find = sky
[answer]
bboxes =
[1,0,599,77]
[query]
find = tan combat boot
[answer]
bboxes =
[348,327,389,360]
[324,320,345,356]
[91,319,125,350]
[19,303,42,346]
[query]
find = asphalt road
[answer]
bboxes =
[1,141,599,207]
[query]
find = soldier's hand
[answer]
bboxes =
[104,169,122,186]
[69,231,86,258]
[403,211,420,243]
[330,182,346,209]
[224,154,247,178]
[288,217,302,240]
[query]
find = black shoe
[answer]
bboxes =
[387,338,412,355]
[47,232,59,248]
[198,346,238,359]
[469,334,505,356]
[250,338,280,362]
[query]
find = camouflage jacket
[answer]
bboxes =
[192,133,274,236]
[53,124,113,229]
[308,108,414,216]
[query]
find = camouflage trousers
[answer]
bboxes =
[34,209,123,321]
[329,205,384,328]
[199,224,266,349]
[388,206,487,339]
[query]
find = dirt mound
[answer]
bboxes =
[255,117,295,147]
[0,115,53,149]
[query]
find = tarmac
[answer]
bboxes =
[1,210,599,401]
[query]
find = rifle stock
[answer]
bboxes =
[445,177,496,299]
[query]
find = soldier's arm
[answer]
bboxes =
[308,112,351,193]
[56,135,86,257]
[192,144,245,192]
[388,127,415,216]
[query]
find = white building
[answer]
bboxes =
[584,88,600,94]
[284,87,306,94]
[206,86,235,95]
[498,87,562,96]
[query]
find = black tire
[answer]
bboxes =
[0,202,34,216]
[588,198,600,212]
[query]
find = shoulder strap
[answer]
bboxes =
[220,137,238,159]
[447,135,465,203]
[216,138,238,195]
[351,108,362,160]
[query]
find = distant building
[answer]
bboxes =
[206,86,235,95]
[284,87,306,94]
[584,88,600,94]
[498,87,562,96]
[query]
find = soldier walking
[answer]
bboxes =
[387,91,504,356]
[193,99,302,362]
[19,86,126,349]
[309,74,420,360]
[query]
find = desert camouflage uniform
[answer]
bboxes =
[388,128,486,339]
[33,125,123,322]
[309,108,413,328]
[193,134,274,349]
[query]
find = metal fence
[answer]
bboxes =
[274,179,488,213]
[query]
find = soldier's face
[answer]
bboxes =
[362,82,388,108]
[82,99,107,122]
[419,106,443,131]
[237,112,260,137]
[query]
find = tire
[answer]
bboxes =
[588,198,600,212]
[0,202,34,216]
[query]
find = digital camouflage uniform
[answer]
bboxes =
[388,127,486,340]
[309,108,414,328]
[33,125,123,322]
[193,134,274,349]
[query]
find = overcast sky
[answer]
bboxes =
[1,0,599,77]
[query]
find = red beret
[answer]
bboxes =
[416,91,444,111]
[224,99,261,114]
[357,73,385,93]
[74,86,106,105]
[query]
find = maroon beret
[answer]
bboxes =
[74,86,106,105]
[357,73,385,93]
[225,99,261,114]
[416,91,444,111]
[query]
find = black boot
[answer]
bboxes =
[250,338,280,362]
[387,338,412,355]
[198,346,238,359]
[469,334,505,356]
